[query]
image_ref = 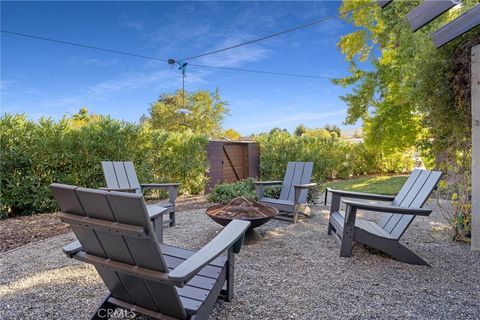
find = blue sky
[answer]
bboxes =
[1,1,362,135]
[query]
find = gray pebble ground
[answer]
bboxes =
[1,199,479,320]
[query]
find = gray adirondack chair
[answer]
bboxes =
[255,162,317,223]
[327,169,442,266]
[51,183,250,320]
[101,161,179,228]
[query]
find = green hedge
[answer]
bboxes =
[207,178,317,204]
[0,114,208,218]
[1,115,413,218]
[255,131,413,182]
[207,178,257,204]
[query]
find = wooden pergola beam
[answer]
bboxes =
[377,0,393,8]
[432,4,480,48]
[406,0,457,32]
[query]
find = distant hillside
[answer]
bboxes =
[341,127,363,139]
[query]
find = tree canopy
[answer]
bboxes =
[334,0,479,240]
[334,0,479,166]
[223,128,241,140]
[294,124,341,138]
[294,124,307,136]
[69,107,102,127]
[145,89,229,136]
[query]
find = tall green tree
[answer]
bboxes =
[333,0,478,163]
[146,89,229,136]
[334,0,479,240]
[324,124,341,138]
[69,107,102,127]
[269,127,289,135]
[294,124,307,136]
[223,128,241,140]
[303,128,333,139]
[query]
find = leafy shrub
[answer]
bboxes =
[436,167,471,242]
[207,179,318,204]
[254,131,413,183]
[263,185,281,199]
[0,114,208,218]
[265,185,318,204]
[207,179,256,204]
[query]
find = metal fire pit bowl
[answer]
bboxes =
[206,200,278,231]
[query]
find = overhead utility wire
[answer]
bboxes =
[1,30,169,62]
[188,63,330,79]
[0,30,329,79]
[179,1,377,61]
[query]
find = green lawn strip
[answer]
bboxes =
[322,175,408,196]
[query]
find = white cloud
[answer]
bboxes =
[34,66,209,111]
[120,15,145,31]
[195,33,269,68]
[146,19,213,58]
[1,80,45,97]
[0,80,13,91]
[85,68,209,99]
[125,20,144,31]
[69,57,119,67]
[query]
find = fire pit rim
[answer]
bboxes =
[205,200,278,230]
[206,203,278,220]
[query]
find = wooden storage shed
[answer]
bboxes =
[206,140,260,192]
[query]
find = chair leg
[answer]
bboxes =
[153,215,163,244]
[382,242,430,266]
[339,206,356,257]
[91,294,115,319]
[339,231,353,257]
[224,248,235,302]
[328,193,341,236]
[327,222,333,235]
[355,229,431,266]
[169,211,175,227]
[292,204,299,224]
[330,193,341,214]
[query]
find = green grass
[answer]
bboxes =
[322,175,408,196]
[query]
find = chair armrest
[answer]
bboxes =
[326,187,396,201]
[99,187,138,193]
[342,199,432,216]
[141,183,180,189]
[168,220,251,285]
[63,240,82,258]
[141,183,179,204]
[147,205,168,220]
[293,183,317,205]
[254,181,283,186]
[293,183,317,189]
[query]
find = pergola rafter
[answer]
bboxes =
[406,0,458,32]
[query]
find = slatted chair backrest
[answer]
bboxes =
[51,184,187,319]
[378,169,442,239]
[279,162,314,204]
[102,161,142,194]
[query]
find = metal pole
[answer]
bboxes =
[182,73,185,108]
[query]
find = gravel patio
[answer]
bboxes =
[1,199,479,319]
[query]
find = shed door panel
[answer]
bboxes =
[222,144,247,183]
